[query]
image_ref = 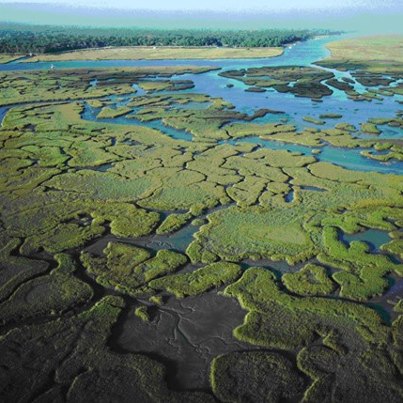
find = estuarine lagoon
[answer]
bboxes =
[0,34,402,402]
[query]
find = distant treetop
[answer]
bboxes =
[0,22,338,54]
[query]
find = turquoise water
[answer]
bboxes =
[1,35,402,175]
[81,103,193,141]
[341,229,391,252]
[0,106,9,127]
[228,137,402,174]
[81,101,403,174]
[284,190,295,203]
[173,101,211,110]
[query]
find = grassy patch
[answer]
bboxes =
[149,261,241,297]
[282,264,335,296]
[27,46,284,62]
[220,66,334,100]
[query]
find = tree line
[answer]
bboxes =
[0,23,336,54]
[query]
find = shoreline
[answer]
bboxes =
[16,45,284,63]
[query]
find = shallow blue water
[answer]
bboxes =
[2,36,334,71]
[341,229,391,252]
[81,100,403,174]
[2,36,401,129]
[1,35,402,175]
[284,189,295,203]
[227,137,402,174]
[81,102,193,141]
[0,106,10,127]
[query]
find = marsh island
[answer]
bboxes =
[0,24,402,403]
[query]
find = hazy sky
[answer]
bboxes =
[0,0,399,12]
[0,1,402,33]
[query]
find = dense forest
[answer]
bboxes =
[0,23,335,54]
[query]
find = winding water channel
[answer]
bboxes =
[1,35,402,175]
[1,34,402,396]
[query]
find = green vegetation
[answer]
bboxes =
[134,306,150,322]
[226,122,296,139]
[0,53,21,63]
[282,264,335,296]
[97,106,132,119]
[362,149,403,163]
[187,205,316,264]
[315,36,403,104]
[149,295,164,305]
[382,238,403,259]
[81,242,187,296]
[3,195,160,255]
[157,212,193,234]
[220,66,335,100]
[0,237,50,301]
[131,99,255,141]
[224,268,403,401]
[0,66,215,106]
[0,295,214,402]
[0,57,402,402]
[137,79,195,92]
[320,113,343,119]
[318,226,402,300]
[149,262,242,297]
[224,267,387,347]
[303,116,325,125]
[28,46,284,62]
[336,122,357,132]
[0,253,93,324]
[0,23,321,53]
[393,300,403,313]
[317,35,403,72]
[361,122,381,135]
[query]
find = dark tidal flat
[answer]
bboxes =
[0,33,403,403]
